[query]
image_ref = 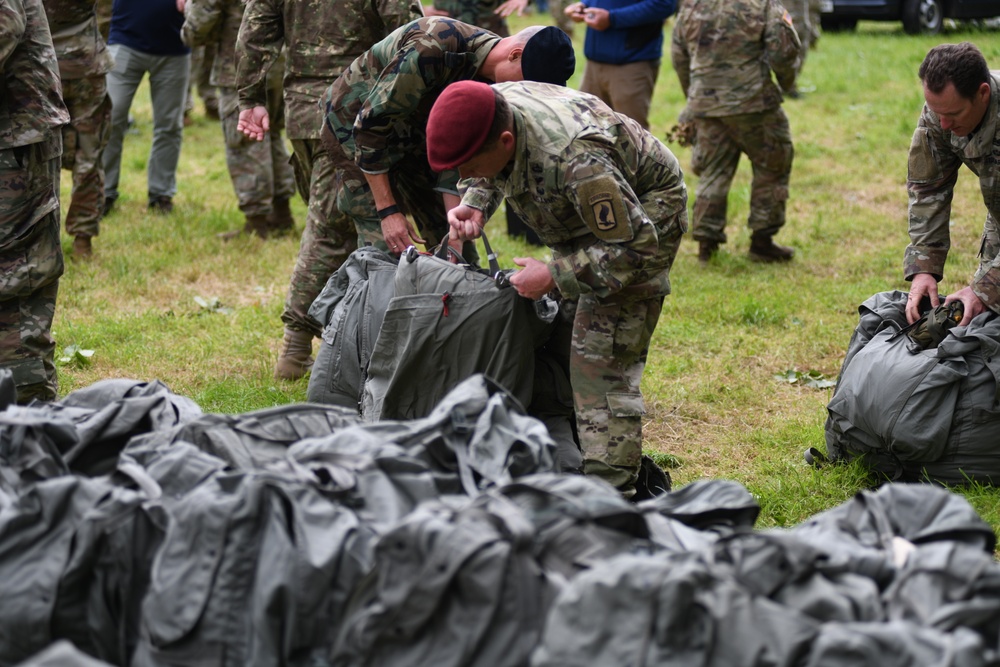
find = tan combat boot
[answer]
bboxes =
[274,328,314,380]
[267,197,296,237]
[748,233,794,263]
[218,213,270,241]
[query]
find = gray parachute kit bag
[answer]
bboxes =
[825,290,1000,483]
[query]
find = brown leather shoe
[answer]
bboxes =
[749,233,794,263]
[698,240,719,265]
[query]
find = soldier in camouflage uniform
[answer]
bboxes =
[182,0,296,239]
[42,0,114,258]
[322,18,574,259]
[236,0,424,380]
[904,42,1000,328]
[429,80,688,494]
[1,0,71,403]
[671,0,800,264]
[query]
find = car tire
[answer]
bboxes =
[819,15,858,31]
[902,0,944,34]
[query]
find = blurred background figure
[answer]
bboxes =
[182,0,295,239]
[102,0,191,216]
[564,0,676,130]
[42,0,115,258]
[184,44,221,124]
[785,0,821,98]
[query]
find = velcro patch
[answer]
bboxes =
[576,175,632,242]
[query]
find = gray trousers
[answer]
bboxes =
[103,43,190,200]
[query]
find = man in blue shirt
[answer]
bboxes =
[103,0,191,215]
[564,0,675,129]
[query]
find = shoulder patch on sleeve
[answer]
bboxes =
[908,127,943,184]
[782,9,794,26]
[576,174,633,243]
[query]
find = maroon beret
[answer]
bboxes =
[426,80,496,172]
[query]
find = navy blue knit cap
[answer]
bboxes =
[521,27,575,87]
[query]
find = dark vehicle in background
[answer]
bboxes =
[820,0,1000,34]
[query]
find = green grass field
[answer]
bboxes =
[54,17,1000,531]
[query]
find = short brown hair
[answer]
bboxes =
[919,42,990,100]
[471,89,514,158]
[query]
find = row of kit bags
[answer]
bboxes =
[3,372,1000,666]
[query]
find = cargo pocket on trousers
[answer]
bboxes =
[606,392,645,467]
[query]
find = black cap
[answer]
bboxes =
[521,27,576,87]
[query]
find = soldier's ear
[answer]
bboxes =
[508,47,523,63]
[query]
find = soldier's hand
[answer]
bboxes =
[564,2,587,21]
[448,204,486,241]
[496,0,528,17]
[382,212,424,255]
[945,286,986,326]
[237,107,270,141]
[582,7,610,30]
[423,5,450,16]
[176,0,185,11]
[906,273,939,324]
[509,257,555,300]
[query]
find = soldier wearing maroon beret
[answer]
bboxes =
[429,79,687,495]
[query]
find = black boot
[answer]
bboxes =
[749,233,794,263]
[698,240,719,265]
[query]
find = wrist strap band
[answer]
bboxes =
[377,204,401,220]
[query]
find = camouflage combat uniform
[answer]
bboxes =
[904,71,1000,312]
[324,17,499,253]
[671,0,799,245]
[237,0,422,336]
[431,0,509,35]
[461,81,689,491]
[182,0,295,219]
[42,0,114,241]
[0,0,71,403]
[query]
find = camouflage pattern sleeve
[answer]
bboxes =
[549,150,665,301]
[764,0,800,93]
[669,15,690,97]
[237,0,284,110]
[903,106,963,281]
[459,177,505,218]
[182,0,225,49]
[0,1,27,66]
[375,0,426,31]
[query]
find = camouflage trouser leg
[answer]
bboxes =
[281,139,357,336]
[218,87,294,216]
[691,110,793,242]
[690,117,740,244]
[571,294,663,492]
[0,142,64,404]
[61,76,112,239]
[0,280,59,404]
[743,109,793,237]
